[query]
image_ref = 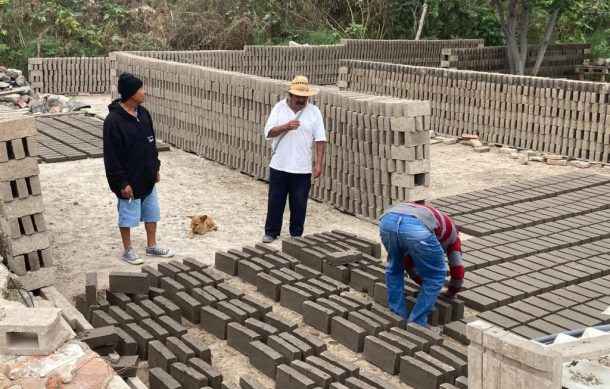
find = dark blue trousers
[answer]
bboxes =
[265,167,312,238]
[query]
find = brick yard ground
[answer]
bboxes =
[32,95,610,387]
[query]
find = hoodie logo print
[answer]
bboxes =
[147,136,154,143]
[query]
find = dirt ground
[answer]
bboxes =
[34,94,610,387]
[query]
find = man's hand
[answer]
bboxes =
[156,171,160,183]
[285,120,300,131]
[313,164,322,178]
[121,184,134,199]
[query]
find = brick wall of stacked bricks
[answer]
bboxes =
[28,39,484,94]
[338,60,610,163]
[76,232,470,389]
[440,43,590,78]
[111,52,432,221]
[28,57,110,94]
[0,117,55,290]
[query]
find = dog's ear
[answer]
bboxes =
[186,215,194,219]
[202,215,208,220]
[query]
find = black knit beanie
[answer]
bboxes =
[118,73,143,102]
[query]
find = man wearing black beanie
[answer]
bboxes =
[103,73,174,264]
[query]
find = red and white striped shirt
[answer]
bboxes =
[384,202,465,294]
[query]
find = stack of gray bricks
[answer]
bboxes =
[337,59,610,163]
[110,52,432,221]
[440,43,590,78]
[213,235,469,388]
[0,116,55,290]
[27,57,110,94]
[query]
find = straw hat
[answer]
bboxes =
[288,75,318,97]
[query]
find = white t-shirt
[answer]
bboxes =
[264,99,327,174]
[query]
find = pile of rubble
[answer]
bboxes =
[0,65,89,114]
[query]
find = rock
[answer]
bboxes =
[442,138,458,145]
[543,154,563,160]
[0,94,21,104]
[49,106,62,113]
[524,150,542,157]
[462,134,479,140]
[499,147,517,154]
[547,158,567,166]
[29,99,45,114]
[430,139,441,144]
[0,81,10,89]
[569,160,591,169]
[16,98,28,108]
[14,76,26,87]
[530,156,544,162]
[510,152,519,159]
[5,69,22,79]
[517,154,529,165]
[0,66,6,72]
[473,146,490,153]
[593,58,606,66]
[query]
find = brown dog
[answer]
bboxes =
[187,215,218,238]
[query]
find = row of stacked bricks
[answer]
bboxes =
[337,59,610,163]
[116,39,484,87]
[27,57,110,94]
[0,116,54,289]
[440,43,590,78]
[214,230,469,389]
[111,52,432,221]
[75,253,411,389]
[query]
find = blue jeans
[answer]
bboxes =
[264,168,312,238]
[380,212,446,326]
[117,186,161,228]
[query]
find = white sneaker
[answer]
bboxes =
[146,246,175,258]
[122,249,143,265]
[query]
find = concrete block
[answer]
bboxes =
[85,272,98,305]
[291,360,333,389]
[125,302,150,321]
[91,310,119,328]
[407,322,443,345]
[216,300,248,322]
[265,311,298,332]
[303,301,336,333]
[139,299,166,318]
[256,273,282,301]
[363,336,404,374]
[344,377,377,388]
[249,340,284,378]
[357,371,399,389]
[0,308,74,355]
[106,290,132,309]
[293,328,328,355]
[430,344,468,377]
[306,355,348,383]
[201,306,232,339]
[414,350,457,384]
[244,317,278,341]
[319,351,360,377]
[370,304,406,328]
[182,332,211,362]
[148,340,177,371]
[239,374,267,389]
[142,265,163,287]
[174,291,202,323]
[399,355,444,389]
[241,295,273,315]
[348,311,382,336]
[125,322,154,359]
[115,326,138,355]
[111,355,139,378]
[40,286,92,331]
[390,326,429,352]
[227,322,262,356]
[149,367,181,389]
[330,316,366,352]
[217,283,245,300]
[109,272,149,294]
[160,277,186,298]
[78,326,117,349]
[268,334,302,363]
[188,357,223,389]
[153,296,182,322]
[276,364,317,389]
[107,305,135,326]
[142,318,170,343]
[280,284,313,313]
[169,362,208,389]
[215,251,241,275]
[279,332,315,359]
[165,336,195,363]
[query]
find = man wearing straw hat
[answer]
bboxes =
[262,75,326,243]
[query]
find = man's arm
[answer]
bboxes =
[445,237,465,298]
[267,121,299,138]
[313,141,325,178]
[103,120,130,196]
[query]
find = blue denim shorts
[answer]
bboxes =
[117,186,161,228]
